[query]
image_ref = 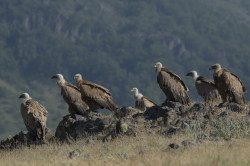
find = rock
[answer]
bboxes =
[227,103,245,113]
[117,152,130,159]
[168,143,180,149]
[55,113,116,143]
[165,126,180,137]
[119,107,140,118]
[144,106,168,120]
[138,150,144,155]
[219,111,229,118]
[181,140,196,147]
[0,128,53,150]
[217,103,248,113]
[68,149,82,159]
[55,114,77,143]
[2,101,249,147]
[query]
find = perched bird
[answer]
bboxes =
[19,93,48,141]
[51,74,90,116]
[74,74,119,112]
[155,62,191,105]
[186,71,221,103]
[131,87,156,111]
[209,64,246,104]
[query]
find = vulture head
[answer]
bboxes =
[154,62,163,73]
[131,87,143,100]
[186,71,199,81]
[74,74,82,82]
[51,74,64,80]
[51,74,65,86]
[131,87,139,95]
[209,64,222,73]
[19,92,32,102]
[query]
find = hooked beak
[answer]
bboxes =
[186,72,193,76]
[51,75,57,79]
[209,65,215,70]
[19,94,25,99]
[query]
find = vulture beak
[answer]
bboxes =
[209,65,215,70]
[130,89,134,92]
[19,94,25,99]
[51,75,57,79]
[186,72,193,76]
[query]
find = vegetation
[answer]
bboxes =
[1,0,250,138]
[1,136,250,166]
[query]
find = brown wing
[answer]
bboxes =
[157,68,191,104]
[221,69,246,104]
[223,69,246,92]
[197,76,215,85]
[62,82,89,115]
[213,71,228,102]
[79,80,118,111]
[196,76,221,102]
[142,96,157,108]
[83,80,111,95]
[161,68,189,91]
[20,99,48,140]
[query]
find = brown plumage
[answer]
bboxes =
[51,74,90,116]
[209,64,246,104]
[155,62,191,105]
[74,74,119,112]
[131,87,156,111]
[19,93,48,141]
[186,71,222,103]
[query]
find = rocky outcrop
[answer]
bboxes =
[1,102,250,149]
[54,102,250,143]
[55,113,116,143]
[0,128,54,150]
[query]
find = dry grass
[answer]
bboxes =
[1,134,250,166]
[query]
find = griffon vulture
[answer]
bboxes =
[209,64,246,104]
[74,74,119,112]
[155,62,191,105]
[131,87,156,111]
[186,71,221,103]
[51,74,90,116]
[19,93,48,141]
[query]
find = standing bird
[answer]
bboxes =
[19,93,48,141]
[131,87,156,111]
[209,64,246,104]
[155,62,191,105]
[51,74,90,116]
[186,71,221,103]
[74,74,119,112]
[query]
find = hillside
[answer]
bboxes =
[1,0,250,138]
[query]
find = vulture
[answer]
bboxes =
[74,74,119,112]
[131,87,156,111]
[51,74,90,116]
[155,62,191,105]
[209,64,246,104]
[186,71,222,103]
[19,93,48,141]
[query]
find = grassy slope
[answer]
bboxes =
[1,135,250,166]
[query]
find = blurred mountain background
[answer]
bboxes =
[1,0,250,138]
